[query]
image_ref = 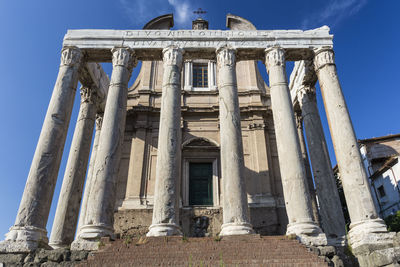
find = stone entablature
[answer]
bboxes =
[63,27,332,61]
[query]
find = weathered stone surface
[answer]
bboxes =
[63,27,333,61]
[314,48,388,249]
[298,85,346,245]
[0,254,26,263]
[147,46,184,237]
[216,46,253,236]
[69,250,89,261]
[291,60,346,246]
[265,47,325,245]
[50,86,98,249]
[78,62,110,111]
[76,113,103,237]
[331,255,345,267]
[0,47,82,252]
[72,47,136,250]
[295,111,320,225]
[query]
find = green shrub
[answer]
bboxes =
[385,210,400,232]
[384,210,400,232]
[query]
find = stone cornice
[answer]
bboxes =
[63,27,333,61]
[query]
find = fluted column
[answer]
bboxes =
[314,48,389,247]
[49,86,98,248]
[217,46,253,236]
[294,111,320,226]
[72,47,136,250]
[76,113,103,238]
[0,47,82,252]
[264,47,326,245]
[147,46,184,237]
[297,84,346,245]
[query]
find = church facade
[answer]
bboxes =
[113,15,287,239]
[1,13,398,265]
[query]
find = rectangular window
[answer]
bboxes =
[378,185,386,198]
[192,63,208,88]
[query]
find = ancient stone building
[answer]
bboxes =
[1,13,398,266]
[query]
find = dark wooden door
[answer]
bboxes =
[189,162,213,205]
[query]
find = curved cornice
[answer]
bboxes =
[226,14,257,30]
[143,14,174,30]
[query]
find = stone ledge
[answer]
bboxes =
[0,248,90,267]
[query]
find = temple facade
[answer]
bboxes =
[0,14,397,265]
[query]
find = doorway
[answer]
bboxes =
[189,162,213,206]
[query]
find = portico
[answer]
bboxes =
[0,14,391,253]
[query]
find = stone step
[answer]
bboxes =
[78,235,329,267]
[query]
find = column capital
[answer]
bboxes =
[264,47,285,72]
[60,46,82,67]
[216,46,236,67]
[162,46,184,67]
[297,85,316,107]
[314,48,335,71]
[111,47,137,70]
[80,86,100,104]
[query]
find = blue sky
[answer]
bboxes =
[0,0,399,239]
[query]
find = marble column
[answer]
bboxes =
[72,47,136,250]
[147,46,184,237]
[49,86,98,248]
[294,111,321,226]
[314,48,390,248]
[0,47,82,252]
[76,113,103,235]
[297,84,346,245]
[264,47,326,245]
[216,46,253,236]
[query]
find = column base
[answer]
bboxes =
[327,235,347,247]
[71,224,114,251]
[48,241,69,249]
[219,222,254,236]
[146,223,182,237]
[0,226,49,252]
[287,221,327,246]
[348,218,393,249]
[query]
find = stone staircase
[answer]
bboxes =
[78,235,330,267]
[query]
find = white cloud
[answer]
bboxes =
[119,0,193,28]
[301,0,368,29]
[168,0,191,25]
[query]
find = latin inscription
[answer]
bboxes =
[63,28,333,54]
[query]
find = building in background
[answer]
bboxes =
[360,134,400,218]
